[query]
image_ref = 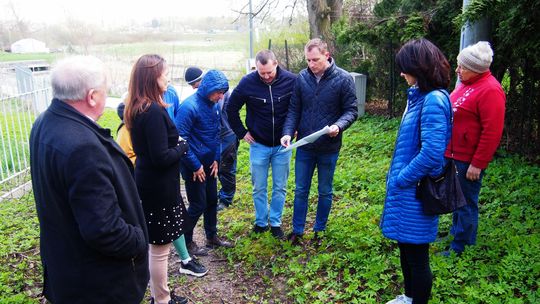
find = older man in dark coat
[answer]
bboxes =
[30,56,149,303]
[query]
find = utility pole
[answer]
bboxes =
[459,0,491,51]
[249,0,254,59]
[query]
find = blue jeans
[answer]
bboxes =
[218,134,239,206]
[292,148,339,234]
[249,142,292,227]
[450,160,484,253]
[181,164,218,244]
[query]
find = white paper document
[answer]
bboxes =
[280,126,331,153]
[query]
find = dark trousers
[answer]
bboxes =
[181,165,218,244]
[398,243,432,304]
[218,134,239,206]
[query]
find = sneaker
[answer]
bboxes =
[252,225,269,234]
[270,226,285,239]
[187,241,209,256]
[180,259,208,277]
[206,235,234,248]
[287,232,303,245]
[150,293,188,304]
[216,202,228,212]
[169,292,188,304]
[386,294,412,304]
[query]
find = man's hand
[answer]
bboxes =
[280,135,291,147]
[466,164,482,181]
[193,165,206,182]
[328,125,340,137]
[210,161,219,178]
[243,131,256,144]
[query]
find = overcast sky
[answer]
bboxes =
[1,0,245,25]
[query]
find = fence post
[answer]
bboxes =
[285,40,290,70]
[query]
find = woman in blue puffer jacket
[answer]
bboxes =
[381,39,452,304]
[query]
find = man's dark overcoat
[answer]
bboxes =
[30,99,149,303]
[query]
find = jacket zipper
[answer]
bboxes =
[269,85,275,144]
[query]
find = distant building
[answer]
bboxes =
[11,38,49,54]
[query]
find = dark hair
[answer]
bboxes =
[124,54,167,129]
[255,50,277,65]
[395,38,450,92]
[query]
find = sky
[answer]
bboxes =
[1,0,245,25]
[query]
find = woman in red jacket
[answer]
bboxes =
[445,41,506,255]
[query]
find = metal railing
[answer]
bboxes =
[0,65,51,200]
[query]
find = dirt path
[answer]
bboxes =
[168,229,247,304]
[163,187,274,304]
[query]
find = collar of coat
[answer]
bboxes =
[48,98,131,164]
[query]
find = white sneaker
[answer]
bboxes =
[386,294,413,304]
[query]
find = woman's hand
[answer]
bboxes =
[466,164,482,181]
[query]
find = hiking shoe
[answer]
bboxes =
[180,259,208,277]
[312,232,323,248]
[386,294,412,304]
[287,232,303,245]
[206,235,234,248]
[270,226,285,239]
[187,241,209,256]
[252,225,269,234]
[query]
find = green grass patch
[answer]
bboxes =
[218,114,540,303]
[0,52,59,63]
[1,114,539,303]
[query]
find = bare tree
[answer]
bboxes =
[307,0,343,42]
[234,0,343,46]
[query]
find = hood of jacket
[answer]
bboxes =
[196,69,229,101]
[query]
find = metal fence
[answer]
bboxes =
[0,65,51,200]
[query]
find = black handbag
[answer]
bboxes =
[416,158,467,215]
[415,91,467,215]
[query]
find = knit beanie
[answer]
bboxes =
[185,66,203,85]
[117,102,125,121]
[457,41,493,73]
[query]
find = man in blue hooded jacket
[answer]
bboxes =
[175,70,234,256]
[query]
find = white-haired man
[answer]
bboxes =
[30,56,149,303]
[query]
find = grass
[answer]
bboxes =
[1,113,538,303]
[0,51,59,63]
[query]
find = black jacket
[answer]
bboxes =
[227,66,297,147]
[131,102,189,244]
[30,99,149,303]
[283,58,358,153]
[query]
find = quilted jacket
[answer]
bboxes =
[282,58,358,153]
[175,70,229,171]
[381,87,452,244]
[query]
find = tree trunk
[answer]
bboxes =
[306,0,343,51]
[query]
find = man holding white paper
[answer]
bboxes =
[281,38,358,245]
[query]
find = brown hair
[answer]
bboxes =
[255,50,277,65]
[124,54,167,129]
[304,38,328,54]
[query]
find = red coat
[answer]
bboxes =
[445,72,506,169]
